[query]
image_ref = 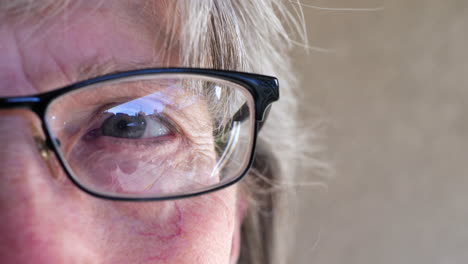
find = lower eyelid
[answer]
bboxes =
[82,132,178,148]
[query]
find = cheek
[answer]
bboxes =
[86,187,238,263]
[178,190,239,261]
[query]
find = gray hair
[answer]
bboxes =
[176,1,309,263]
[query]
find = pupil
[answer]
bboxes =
[117,120,130,129]
[101,113,147,138]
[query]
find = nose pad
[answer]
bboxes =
[31,125,51,161]
[31,126,63,180]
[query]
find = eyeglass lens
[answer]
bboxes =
[45,74,255,199]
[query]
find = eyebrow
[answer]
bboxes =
[76,58,160,81]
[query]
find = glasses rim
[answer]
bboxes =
[0,68,280,201]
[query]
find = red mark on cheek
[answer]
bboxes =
[129,203,184,263]
[144,252,171,262]
[136,202,183,241]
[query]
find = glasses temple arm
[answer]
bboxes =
[232,103,272,131]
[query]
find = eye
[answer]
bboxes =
[100,113,171,139]
[45,74,256,198]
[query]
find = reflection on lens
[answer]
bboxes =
[46,74,254,198]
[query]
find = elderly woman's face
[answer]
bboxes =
[0,1,242,263]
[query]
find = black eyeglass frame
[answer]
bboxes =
[0,68,279,201]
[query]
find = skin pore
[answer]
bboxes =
[0,1,242,263]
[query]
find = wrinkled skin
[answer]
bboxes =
[0,1,243,263]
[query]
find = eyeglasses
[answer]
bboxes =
[0,68,279,201]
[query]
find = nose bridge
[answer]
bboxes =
[0,109,98,262]
[0,109,57,198]
[0,107,45,143]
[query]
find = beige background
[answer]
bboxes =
[293,0,468,263]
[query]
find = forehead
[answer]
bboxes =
[2,0,163,22]
[0,0,177,96]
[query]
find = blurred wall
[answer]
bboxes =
[293,0,468,263]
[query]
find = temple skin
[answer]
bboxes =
[0,1,242,263]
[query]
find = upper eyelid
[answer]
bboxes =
[57,95,187,138]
